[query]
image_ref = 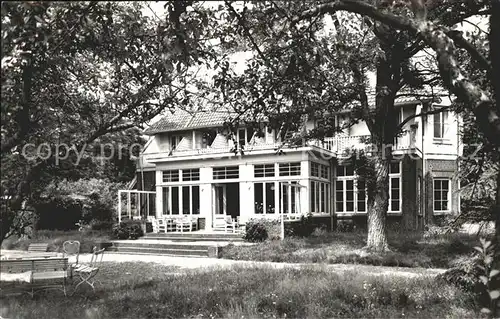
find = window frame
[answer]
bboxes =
[170,135,183,151]
[162,185,200,215]
[433,178,451,213]
[310,180,330,214]
[279,162,301,176]
[388,161,402,213]
[254,164,276,178]
[433,110,450,140]
[213,166,239,180]
[254,181,276,214]
[182,169,200,181]
[162,170,180,183]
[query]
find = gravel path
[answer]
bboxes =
[75,253,447,278]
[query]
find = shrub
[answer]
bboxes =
[36,178,126,228]
[33,196,83,230]
[336,220,355,232]
[289,213,315,237]
[112,220,144,240]
[244,221,268,242]
[90,219,114,231]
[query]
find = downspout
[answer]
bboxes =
[421,104,426,229]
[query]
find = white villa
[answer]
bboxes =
[119,94,462,232]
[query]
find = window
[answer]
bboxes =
[389,162,401,212]
[345,180,354,212]
[390,177,401,211]
[172,187,179,214]
[213,166,239,180]
[434,179,450,212]
[182,169,200,181]
[162,185,199,215]
[163,170,179,182]
[335,181,343,212]
[311,162,329,179]
[201,129,217,148]
[237,127,254,148]
[336,165,354,177]
[280,181,300,214]
[170,135,182,150]
[279,162,301,176]
[254,164,275,178]
[254,182,276,214]
[390,162,400,174]
[162,187,170,214]
[310,181,330,214]
[335,178,366,213]
[335,162,373,214]
[433,110,449,139]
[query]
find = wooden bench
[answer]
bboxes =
[0,257,70,297]
[28,243,49,252]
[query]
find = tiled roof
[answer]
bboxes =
[145,87,449,134]
[144,108,236,135]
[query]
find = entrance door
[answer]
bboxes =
[213,185,227,226]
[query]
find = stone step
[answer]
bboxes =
[112,241,211,250]
[108,246,208,257]
[142,236,243,242]
[143,233,244,241]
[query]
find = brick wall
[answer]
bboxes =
[424,159,459,223]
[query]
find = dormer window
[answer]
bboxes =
[170,135,182,151]
[237,127,254,148]
[201,129,217,148]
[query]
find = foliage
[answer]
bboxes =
[1,229,110,253]
[224,229,479,269]
[286,213,316,237]
[475,238,500,317]
[210,1,490,251]
[42,178,125,222]
[0,1,217,243]
[112,220,144,240]
[0,262,478,318]
[244,220,269,242]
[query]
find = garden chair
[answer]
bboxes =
[71,246,105,295]
[166,218,176,232]
[175,216,195,232]
[213,216,237,233]
[157,218,166,233]
[62,240,81,269]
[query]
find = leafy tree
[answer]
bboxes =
[0,1,216,243]
[209,0,487,251]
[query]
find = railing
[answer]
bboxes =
[319,129,418,156]
[143,130,419,162]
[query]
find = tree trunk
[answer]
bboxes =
[366,150,390,251]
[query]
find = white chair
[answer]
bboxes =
[166,218,176,232]
[157,218,166,233]
[213,216,237,233]
[71,247,105,295]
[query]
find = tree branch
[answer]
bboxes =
[395,104,451,133]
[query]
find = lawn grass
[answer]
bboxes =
[0,261,478,319]
[1,229,111,253]
[221,230,481,269]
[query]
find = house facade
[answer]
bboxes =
[128,95,461,231]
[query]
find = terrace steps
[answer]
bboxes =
[142,232,244,242]
[109,232,244,257]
